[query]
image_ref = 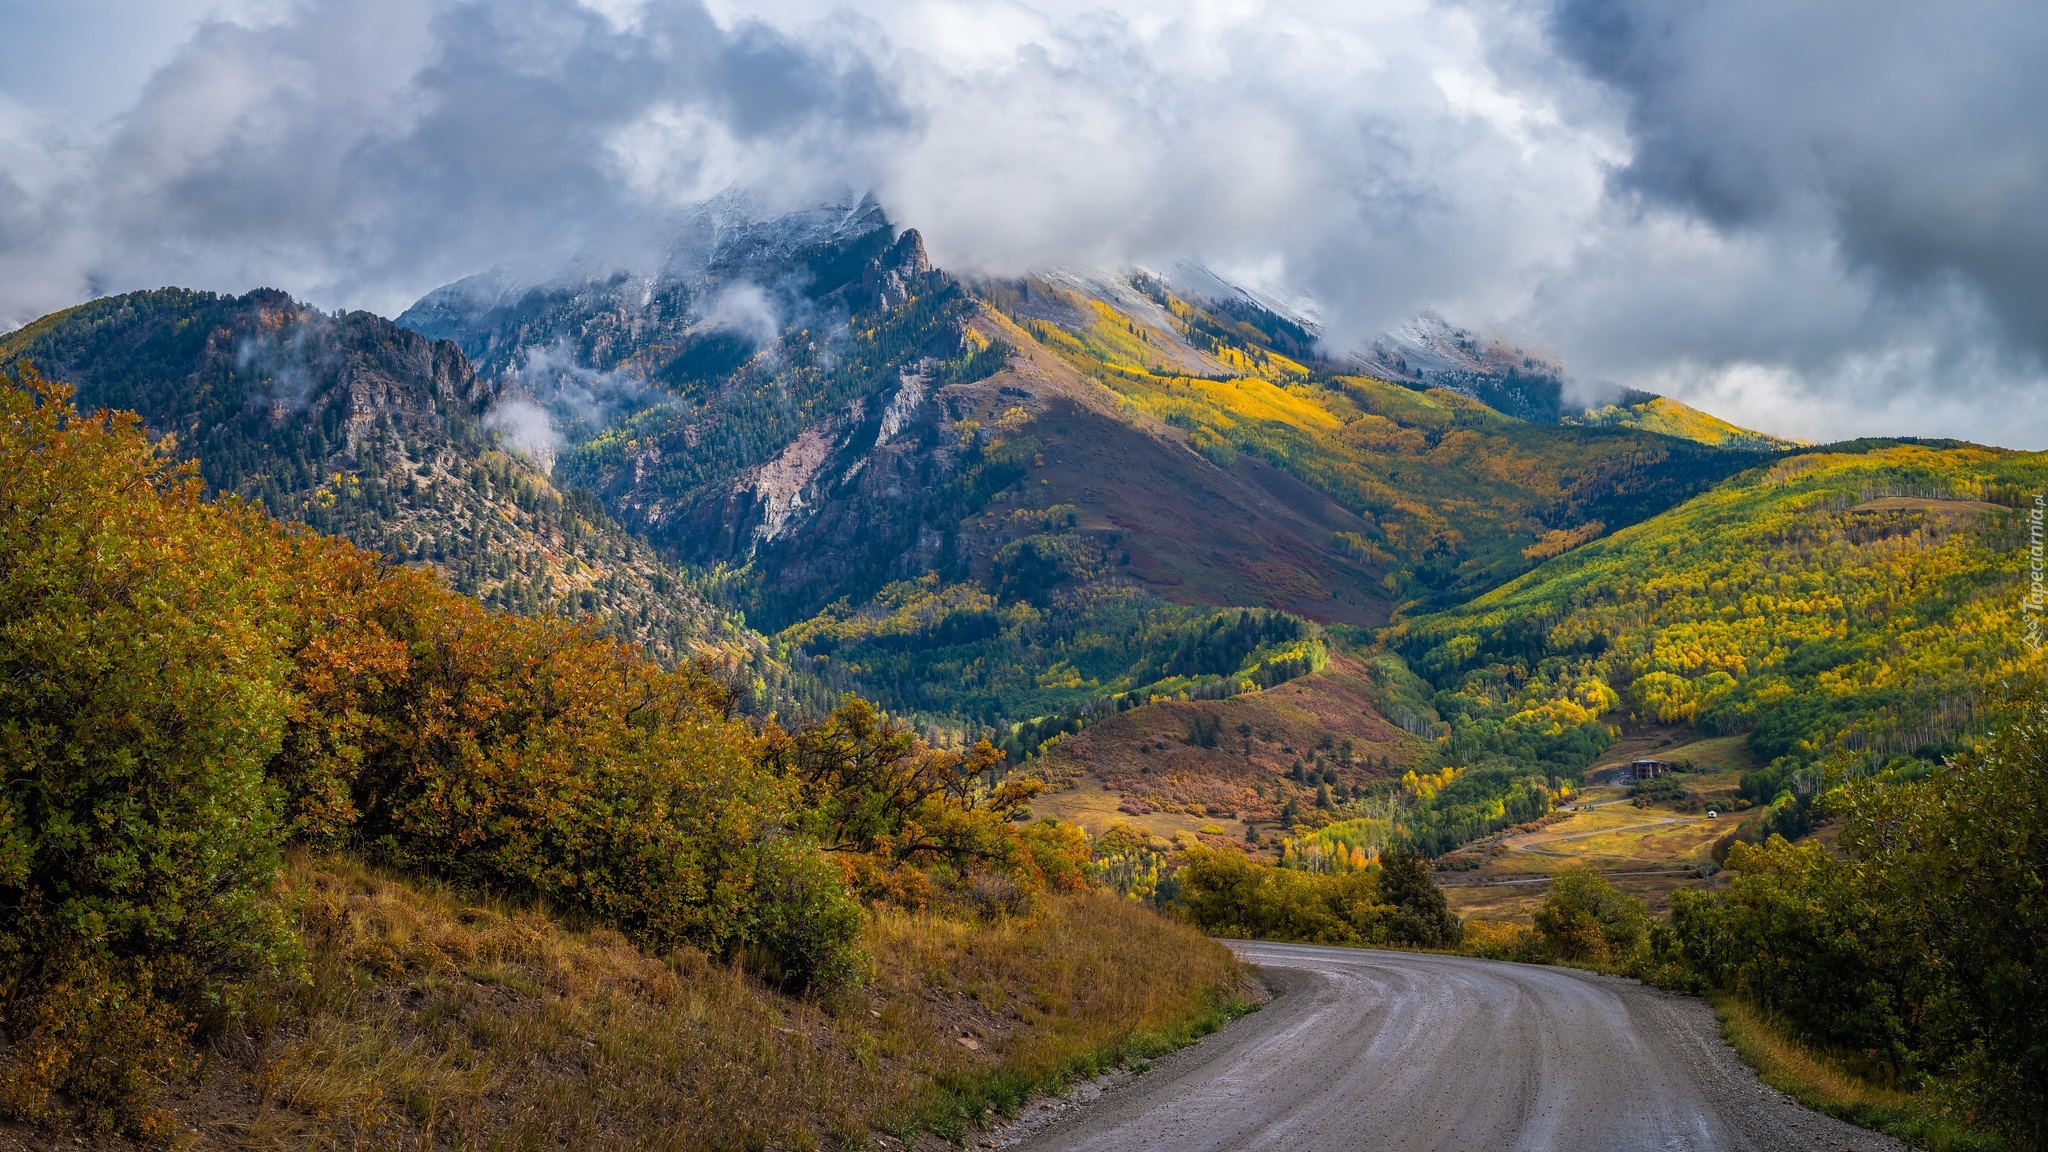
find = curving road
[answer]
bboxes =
[1011,942,1905,1152]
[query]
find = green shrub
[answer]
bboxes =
[1380,849,1461,947]
[1840,707,2048,1147]
[1533,868,1647,966]
[1669,837,1915,1070]
[0,374,297,1133]
[745,837,868,991]
[1672,697,2048,1149]
[1177,847,1392,945]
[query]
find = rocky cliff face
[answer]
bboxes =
[397,209,1397,634]
[0,287,743,661]
[555,230,999,628]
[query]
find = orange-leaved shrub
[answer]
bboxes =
[268,534,812,964]
[0,369,858,1132]
[762,696,1090,914]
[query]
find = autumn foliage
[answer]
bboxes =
[0,369,297,1135]
[0,369,1066,1134]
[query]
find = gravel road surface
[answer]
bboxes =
[1012,942,1906,1152]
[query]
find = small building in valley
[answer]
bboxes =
[1627,758,1677,781]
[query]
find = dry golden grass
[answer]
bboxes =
[864,893,1250,1136]
[1429,732,1765,927]
[1441,885,1549,924]
[1530,817,1724,865]
[1715,995,1917,1114]
[1713,995,1996,1152]
[90,854,1244,1152]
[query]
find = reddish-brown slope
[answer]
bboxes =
[967,312,1391,625]
[1033,652,1433,841]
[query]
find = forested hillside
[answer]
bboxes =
[976,273,1779,612]
[0,289,746,666]
[1389,442,2048,836]
[1035,437,2048,870]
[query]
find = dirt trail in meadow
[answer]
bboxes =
[1504,812,1693,856]
[1009,943,1906,1152]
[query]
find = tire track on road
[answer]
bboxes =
[1010,944,1906,1152]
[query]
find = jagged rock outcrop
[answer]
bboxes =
[0,287,742,661]
[863,229,930,311]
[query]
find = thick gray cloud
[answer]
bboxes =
[3,0,2047,446]
[1536,0,2048,438]
[0,0,906,318]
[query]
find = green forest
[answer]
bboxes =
[1384,444,2046,839]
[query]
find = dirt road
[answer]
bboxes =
[1011,942,1904,1152]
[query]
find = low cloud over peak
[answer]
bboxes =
[3,0,2046,446]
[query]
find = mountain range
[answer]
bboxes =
[8,196,2033,859]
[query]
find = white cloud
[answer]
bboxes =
[484,396,561,470]
[699,283,784,348]
[0,0,2043,446]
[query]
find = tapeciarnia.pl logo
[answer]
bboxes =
[2026,493,2045,652]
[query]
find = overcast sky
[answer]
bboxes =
[2,0,2044,447]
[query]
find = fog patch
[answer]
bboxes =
[484,395,561,472]
[698,282,781,348]
[509,339,659,441]
[235,311,335,413]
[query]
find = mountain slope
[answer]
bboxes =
[1561,394,1800,450]
[1032,650,1436,848]
[984,273,1782,612]
[1388,442,2048,792]
[395,209,1402,736]
[1353,309,1795,450]
[0,288,746,663]
[398,195,901,418]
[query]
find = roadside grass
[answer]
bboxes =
[122,853,1243,1151]
[1712,994,2000,1152]
[864,892,1254,1140]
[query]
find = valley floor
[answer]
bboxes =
[1439,733,1759,923]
